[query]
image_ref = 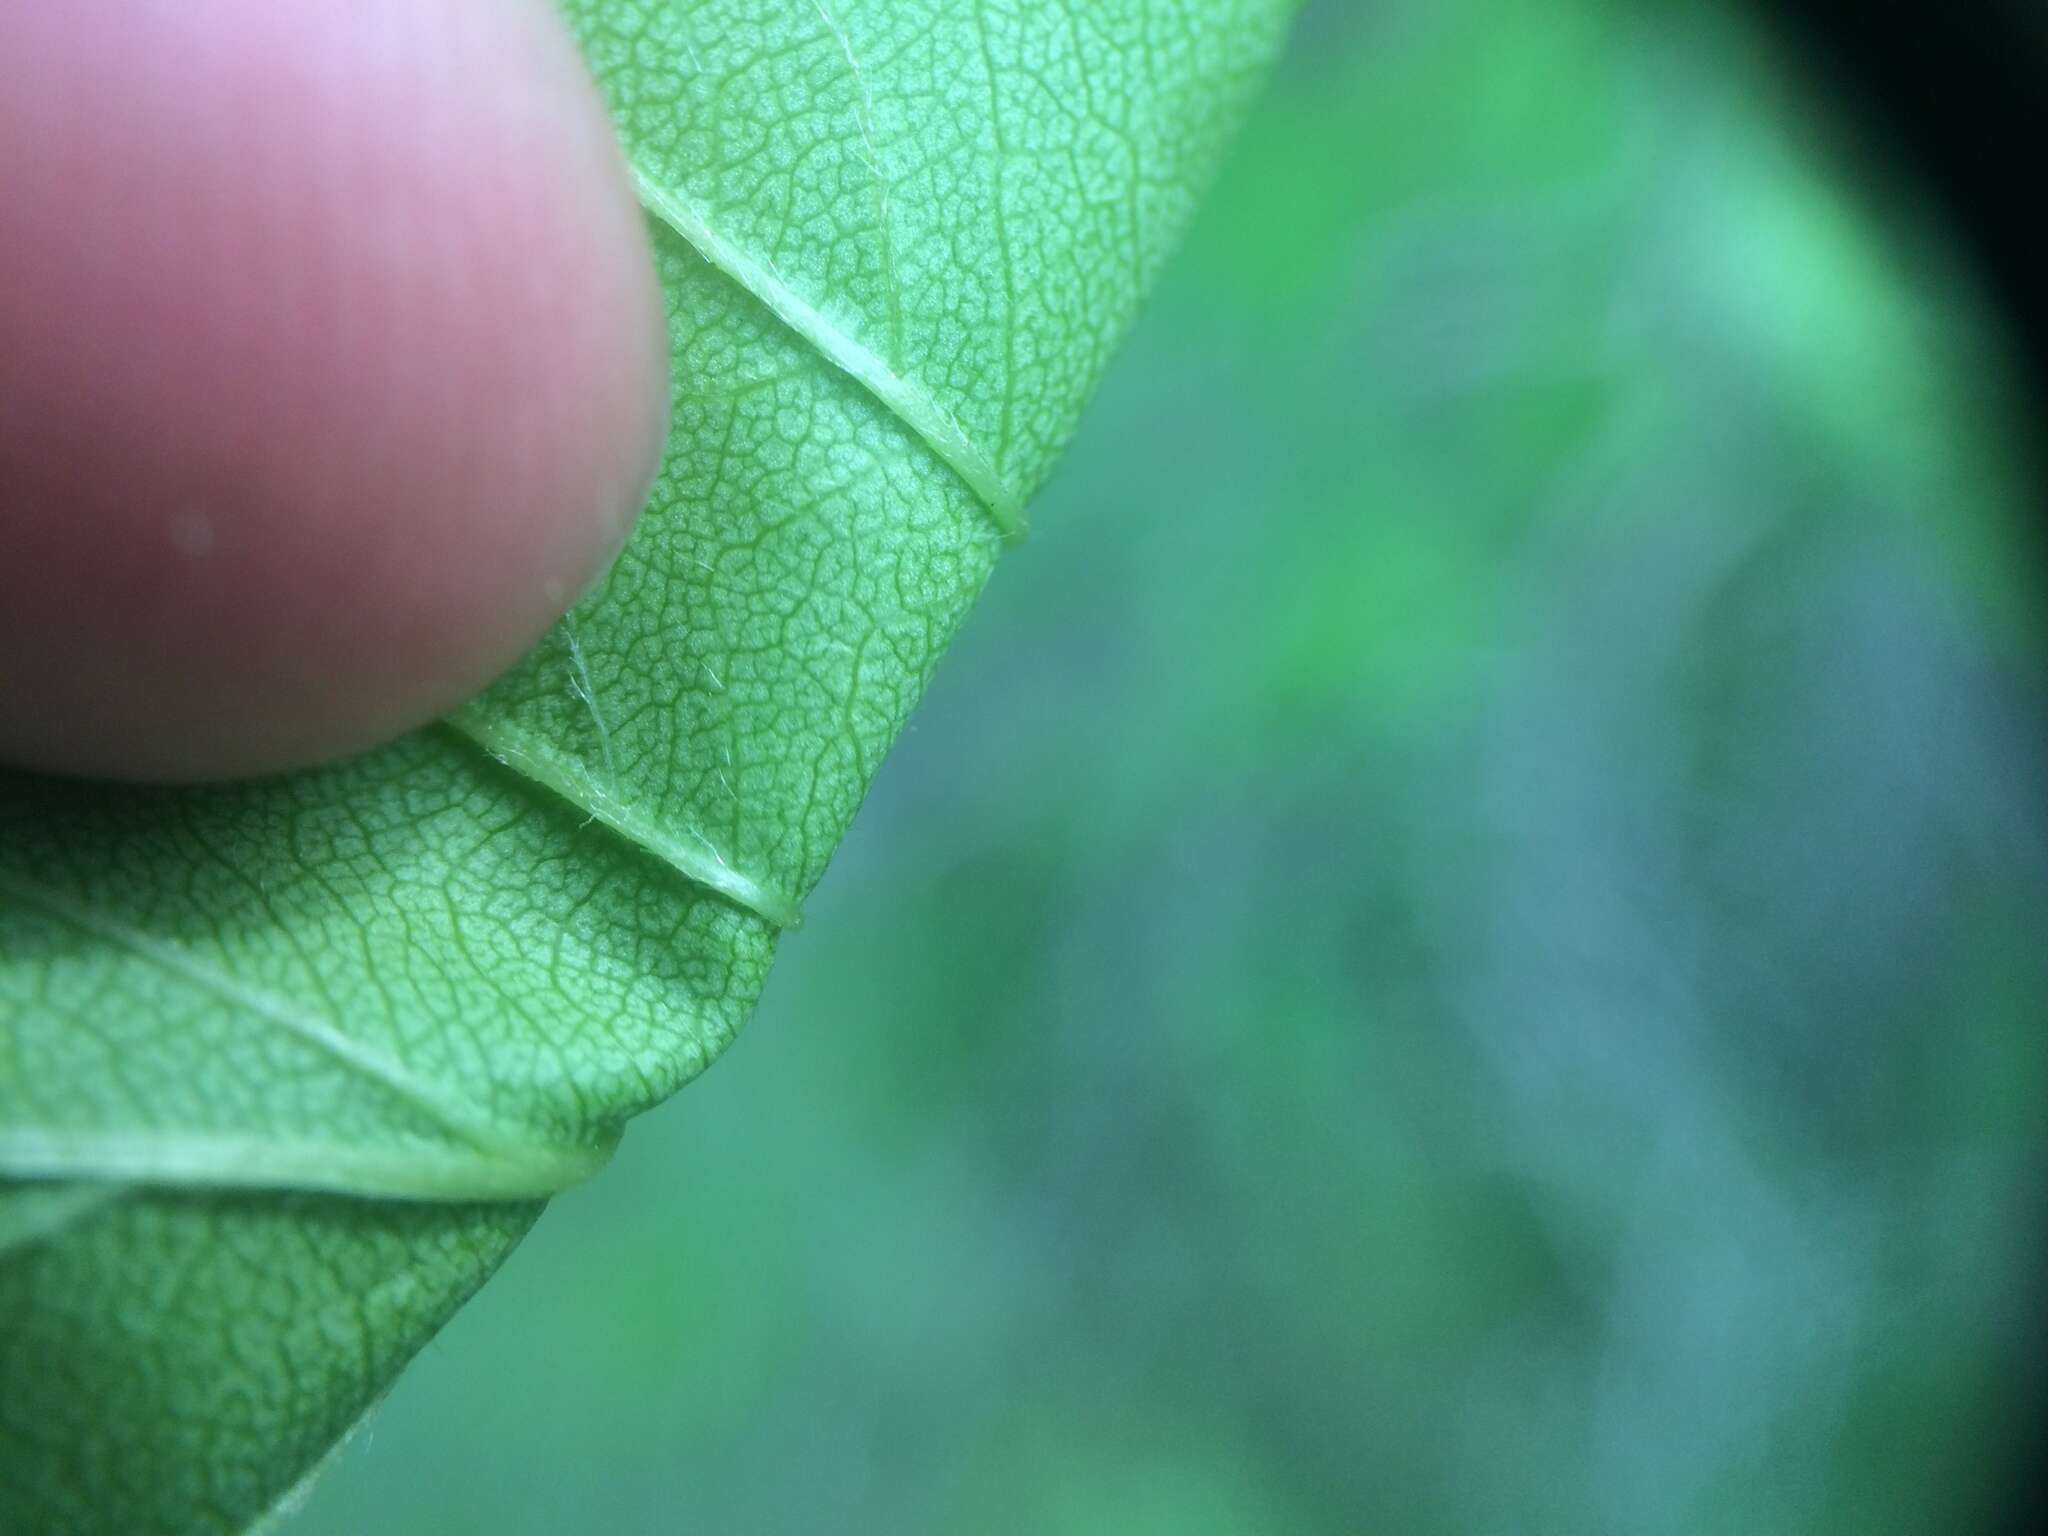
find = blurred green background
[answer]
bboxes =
[291,1,2048,1531]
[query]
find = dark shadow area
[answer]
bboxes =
[1749,7,2048,1527]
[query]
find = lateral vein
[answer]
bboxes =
[0,1130,607,1202]
[631,166,1028,539]
[442,711,803,929]
[0,870,596,1180]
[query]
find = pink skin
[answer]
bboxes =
[0,0,669,780]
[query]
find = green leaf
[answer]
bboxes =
[0,1,1296,1529]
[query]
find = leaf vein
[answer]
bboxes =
[441,711,802,928]
[630,165,1027,538]
[0,870,598,1187]
[0,1129,604,1202]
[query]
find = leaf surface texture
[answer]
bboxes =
[0,1,1294,1529]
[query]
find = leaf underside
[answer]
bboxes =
[0,2,1295,1530]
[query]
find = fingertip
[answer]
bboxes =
[0,0,668,781]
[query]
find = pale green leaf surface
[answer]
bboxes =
[0,2,1294,1530]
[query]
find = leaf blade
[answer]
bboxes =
[0,2,1299,1529]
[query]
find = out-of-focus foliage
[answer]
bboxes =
[291,0,2048,1530]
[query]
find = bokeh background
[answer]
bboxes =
[291,1,2048,1530]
